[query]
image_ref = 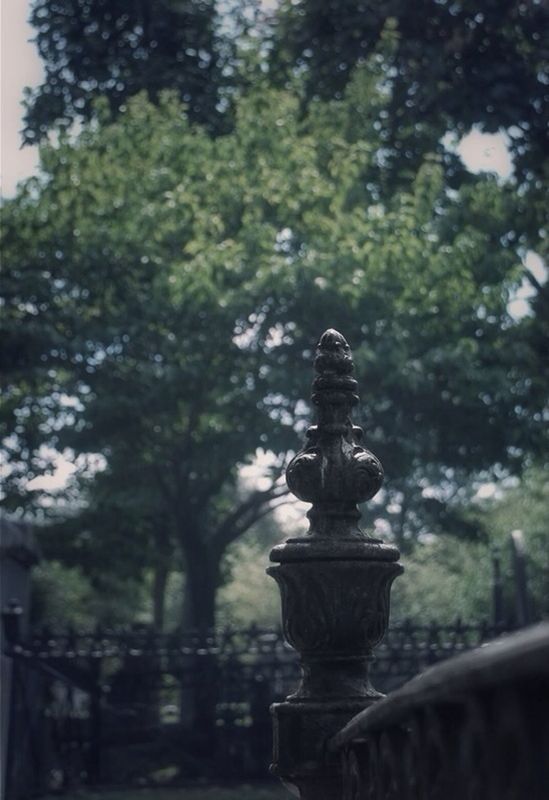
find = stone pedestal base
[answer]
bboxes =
[271,698,378,798]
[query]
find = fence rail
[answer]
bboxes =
[16,618,511,658]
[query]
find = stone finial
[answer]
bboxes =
[285,328,383,539]
[268,330,402,800]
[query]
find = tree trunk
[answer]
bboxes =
[181,542,221,631]
[178,537,222,755]
[152,562,169,632]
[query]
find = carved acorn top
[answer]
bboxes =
[312,328,358,413]
[285,329,384,539]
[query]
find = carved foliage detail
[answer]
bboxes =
[271,561,400,659]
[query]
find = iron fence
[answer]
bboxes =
[3,618,513,797]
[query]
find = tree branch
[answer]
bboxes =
[524,266,545,297]
[212,482,290,551]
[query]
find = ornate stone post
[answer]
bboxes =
[267,329,402,799]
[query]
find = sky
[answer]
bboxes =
[1,0,43,197]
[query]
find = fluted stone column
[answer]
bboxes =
[268,329,402,799]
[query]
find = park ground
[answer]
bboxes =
[47,785,289,800]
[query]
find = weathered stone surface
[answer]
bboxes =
[267,329,402,798]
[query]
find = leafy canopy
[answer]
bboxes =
[271,0,549,194]
[24,0,236,143]
[2,64,547,618]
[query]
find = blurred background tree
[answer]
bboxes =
[270,1,548,192]
[23,0,234,142]
[1,0,547,631]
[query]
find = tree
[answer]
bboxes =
[35,459,173,628]
[31,558,148,628]
[2,60,547,630]
[270,0,549,196]
[23,0,235,143]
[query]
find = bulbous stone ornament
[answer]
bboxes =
[268,329,402,800]
[285,329,383,537]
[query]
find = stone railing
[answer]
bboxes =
[333,622,549,800]
[268,329,549,800]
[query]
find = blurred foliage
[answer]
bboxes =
[24,470,549,631]
[217,468,548,629]
[2,37,548,628]
[390,536,493,623]
[477,466,549,620]
[390,465,549,624]
[218,517,285,628]
[31,559,148,627]
[270,0,549,201]
[27,0,549,208]
[23,0,243,143]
